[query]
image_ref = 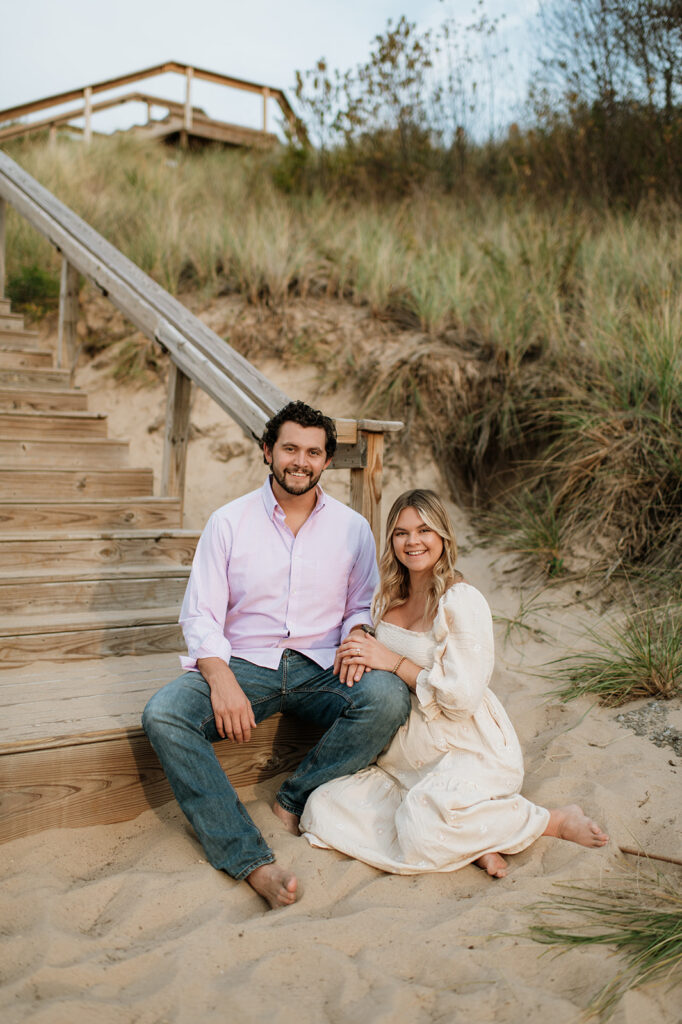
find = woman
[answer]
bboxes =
[301,489,608,877]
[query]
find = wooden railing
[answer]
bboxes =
[0,151,400,544]
[0,61,307,147]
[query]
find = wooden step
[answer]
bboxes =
[0,654,320,844]
[0,607,184,665]
[0,386,87,411]
[0,498,182,531]
[0,313,25,331]
[0,529,198,570]
[0,327,42,348]
[0,348,53,368]
[0,368,70,388]
[0,568,189,615]
[0,467,153,499]
[0,437,129,468]
[0,410,107,439]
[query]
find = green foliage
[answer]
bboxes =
[548,603,681,705]
[7,263,59,316]
[529,874,682,1019]
[483,487,566,577]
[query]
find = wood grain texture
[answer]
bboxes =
[0,467,153,499]
[0,410,107,439]
[0,715,322,845]
[1,652,183,743]
[0,437,128,467]
[0,368,71,387]
[0,619,184,666]
[0,530,198,570]
[57,258,79,369]
[0,498,182,531]
[0,349,53,368]
[0,572,188,615]
[161,362,191,500]
[350,430,385,552]
[0,386,88,411]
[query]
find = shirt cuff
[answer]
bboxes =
[181,634,233,671]
[340,614,372,643]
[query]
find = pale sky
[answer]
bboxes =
[1,0,540,137]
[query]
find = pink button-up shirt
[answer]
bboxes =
[179,477,378,672]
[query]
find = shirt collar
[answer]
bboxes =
[261,475,327,520]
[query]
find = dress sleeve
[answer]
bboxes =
[415,584,495,721]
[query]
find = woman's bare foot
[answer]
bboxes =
[272,801,300,835]
[544,804,609,847]
[247,864,298,908]
[475,852,508,877]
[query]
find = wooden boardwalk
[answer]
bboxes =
[0,61,306,149]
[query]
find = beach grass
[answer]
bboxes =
[4,135,680,580]
[529,873,682,1020]
[548,603,681,706]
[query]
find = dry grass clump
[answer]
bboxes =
[529,873,682,1019]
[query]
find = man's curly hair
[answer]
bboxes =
[260,401,337,462]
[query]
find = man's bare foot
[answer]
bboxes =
[272,801,300,835]
[475,852,508,877]
[247,863,298,909]
[544,804,609,847]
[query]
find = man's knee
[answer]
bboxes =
[141,672,209,738]
[357,669,411,727]
[141,686,170,739]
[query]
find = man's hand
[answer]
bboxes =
[197,657,256,742]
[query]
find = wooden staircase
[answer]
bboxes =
[0,300,323,845]
[0,301,198,842]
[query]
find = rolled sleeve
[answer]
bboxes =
[179,513,233,671]
[340,521,378,641]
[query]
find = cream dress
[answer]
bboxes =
[301,583,550,874]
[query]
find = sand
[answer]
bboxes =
[1,303,680,1023]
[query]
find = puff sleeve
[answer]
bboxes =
[415,583,495,721]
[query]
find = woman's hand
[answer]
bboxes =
[336,631,397,675]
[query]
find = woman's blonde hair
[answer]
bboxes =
[372,489,462,625]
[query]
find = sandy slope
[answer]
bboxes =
[1,308,680,1024]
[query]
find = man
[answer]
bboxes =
[142,401,411,909]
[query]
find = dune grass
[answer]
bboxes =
[548,604,681,706]
[529,874,682,1019]
[4,135,680,583]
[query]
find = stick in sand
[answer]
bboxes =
[619,845,682,868]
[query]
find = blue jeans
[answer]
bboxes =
[142,651,410,880]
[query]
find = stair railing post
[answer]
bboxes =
[182,67,194,148]
[83,86,92,145]
[161,361,192,519]
[0,197,5,298]
[350,428,385,555]
[262,87,270,132]
[57,257,79,371]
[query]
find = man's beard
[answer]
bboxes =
[271,464,321,496]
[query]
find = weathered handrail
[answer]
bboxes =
[0,61,307,147]
[0,151,400,544]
